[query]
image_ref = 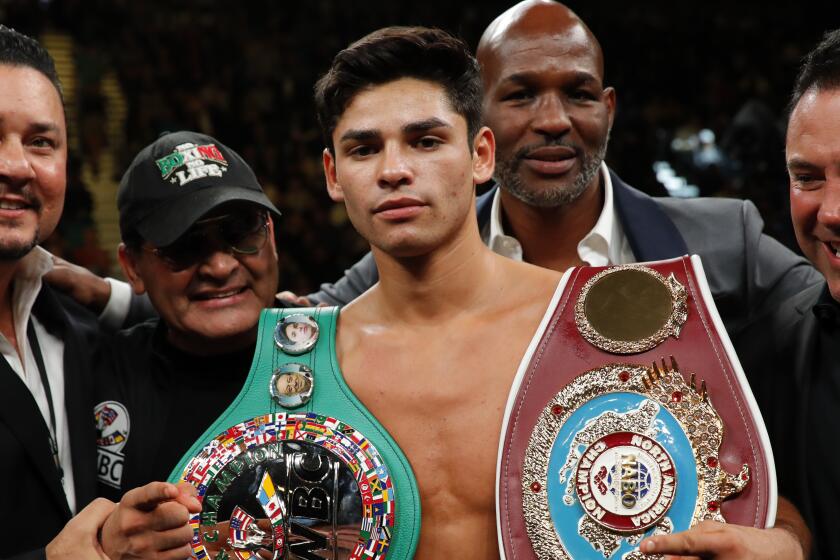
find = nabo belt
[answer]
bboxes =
[497,256,775,559]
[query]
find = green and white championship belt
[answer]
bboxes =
[169,307,420,559]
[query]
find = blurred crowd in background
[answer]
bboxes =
[2,0,838,293]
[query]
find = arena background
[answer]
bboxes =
[2,1,838,293]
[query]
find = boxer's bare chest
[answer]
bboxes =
[337,299,551,557]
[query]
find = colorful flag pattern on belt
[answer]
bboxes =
[229,506,254,543]
[179,412,395,560]
[256,471,287,556]
[257,471,287,527]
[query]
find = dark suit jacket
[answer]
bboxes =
[307,169,821,337]
[735,282,830,560]
[0,286,99,560]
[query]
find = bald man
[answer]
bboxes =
[299,0,818,351]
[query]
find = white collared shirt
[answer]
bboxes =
[0,247,76,513]
[101,277,132,330]
[486,162,635,268]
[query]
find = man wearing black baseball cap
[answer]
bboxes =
[118,130,281,248]
[93,131,282,500]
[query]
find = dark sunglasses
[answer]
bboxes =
[146,211,269,271]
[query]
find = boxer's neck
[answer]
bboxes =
[368,217,500,323]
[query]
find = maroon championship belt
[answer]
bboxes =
[496,256,775,559]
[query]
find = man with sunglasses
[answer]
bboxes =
[92,131,281,501]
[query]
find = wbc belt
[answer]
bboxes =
[497,256,775,559]
[169,307,420,559]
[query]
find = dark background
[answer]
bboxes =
[2,0,839,292]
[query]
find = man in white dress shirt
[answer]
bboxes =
[0,24,198,560]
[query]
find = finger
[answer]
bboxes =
[44,257,76,279]
[641,534,702,556]
[107,528,193,559]
[44,268,71,287]
[642,528,721,557]
[175,482,202,513]
[149,500,192,531]
[275,291,314,307]
[275,291,299,303]
[173,492,202,515]
[149,521,195,551]
[122,481,180,512]
[70,498,117,533]
[175,481,198,498]
[157,543,195,560]
[639,521,724,557]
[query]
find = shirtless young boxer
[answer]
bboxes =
[314,27,561,557]
[314,22,811,560]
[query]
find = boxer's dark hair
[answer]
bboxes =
[789,28,840,116]
[314,26,482,153]
[0,25,64,102]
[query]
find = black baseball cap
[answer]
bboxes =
[118,131,281,247]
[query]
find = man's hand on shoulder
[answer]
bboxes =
[46,498,115,559]
[276,290,312,307]
[639,520,805,560]
[276,290,328,308]
[100,481,201,560]
[45,256,112,314]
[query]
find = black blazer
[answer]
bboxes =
[0,285,99,560]
[735,282,827,559]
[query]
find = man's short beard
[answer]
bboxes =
[0,228,40,261]
[495,131,610,209]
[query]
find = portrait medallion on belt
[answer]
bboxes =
[270,363,314,409]
[274,314,320,355]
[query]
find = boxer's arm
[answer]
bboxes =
[639,496,809,559]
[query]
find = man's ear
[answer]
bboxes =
[117,244,147,295]
[323,148,345,202]
[472,126,496,185]
[603,86,617,131]
[266,215,278,257]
